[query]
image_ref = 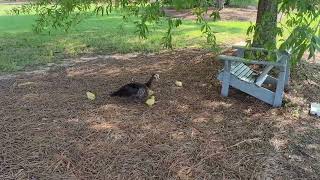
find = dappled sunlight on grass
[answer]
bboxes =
[0,4,252,72]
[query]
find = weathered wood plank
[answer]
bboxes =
[239,69,254,83]
[234,65,250,77]
[241,68,254,79]
[255,65,274,86]
[221,60,231,97]
[231,63,245,74]
[237,66,251,79]
[283,55,291,89]
[273,59,287,107]
[227,74,275,105]
[233,45,272,53]
[217,55,284,67]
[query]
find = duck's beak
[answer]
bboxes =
[155,74,160,81]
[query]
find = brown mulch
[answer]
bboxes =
[164,7,257,22]
[0,49,320,179]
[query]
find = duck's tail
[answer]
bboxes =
[110,91,120,97]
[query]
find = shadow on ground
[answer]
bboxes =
[0,49,319,179]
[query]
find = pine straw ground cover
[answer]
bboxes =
[0,49,320,179]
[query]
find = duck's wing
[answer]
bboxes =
[110,83,144,97]
[127,82,145,88]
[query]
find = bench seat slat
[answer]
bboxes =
[231,62,244,74]
[238,67,252,79]
[234,64,249,76]
[242,68,253,79]
[231,63,245,74]
[240,70,254,82]
[224,63,256,83]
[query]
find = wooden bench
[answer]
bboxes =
[217,46,291,107]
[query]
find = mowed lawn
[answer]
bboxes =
[0,4,250,72]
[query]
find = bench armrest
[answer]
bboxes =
[217,55,285,67]
[232,45,272,53]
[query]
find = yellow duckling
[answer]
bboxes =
[175,81,183,87]
[145,96,156,107]
[86,91,96,101]
[148,89,154,96]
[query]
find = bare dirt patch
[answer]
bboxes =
[164,7,257,22]
[0,49,319,179]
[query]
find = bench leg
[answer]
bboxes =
[273,70,286,107]
[284,61,290,90]
[221,60,231,97]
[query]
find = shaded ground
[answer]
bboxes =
[164,7,257,22]
[0,49,320,179]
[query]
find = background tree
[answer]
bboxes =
[215,0,225,9]
[252,0,278,48]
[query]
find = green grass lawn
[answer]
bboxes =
[0,5,250,72]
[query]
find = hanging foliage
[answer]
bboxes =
[12,0,319,64]
[246,0,319,64]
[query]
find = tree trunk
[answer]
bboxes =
[215,0,225,10]
[252,0,278,48]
